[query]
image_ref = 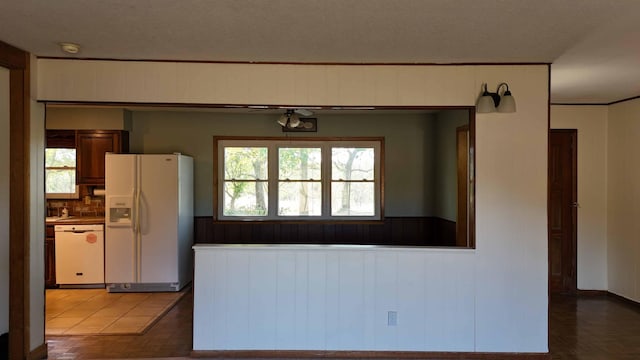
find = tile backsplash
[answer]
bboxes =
[47,195,105,217]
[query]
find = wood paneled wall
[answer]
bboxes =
[194,216,457,247]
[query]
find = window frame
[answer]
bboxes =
[214,136,384,222]
[45,147,80,199]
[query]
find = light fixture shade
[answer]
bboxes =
[497,93,516,113]
[277,114,288,127]
[288,114,301,128]
[476,95,496,113]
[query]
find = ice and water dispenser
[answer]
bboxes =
[107,196,133,227]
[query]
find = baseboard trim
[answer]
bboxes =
[607,291,640,308]
[29,342,48,359]
[577,290,608,296]
[191,350,551,359]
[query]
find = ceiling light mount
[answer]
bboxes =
[277,109,300,128]
[59,42,80,54]
[277,109,317,132]
[476,82,516,113]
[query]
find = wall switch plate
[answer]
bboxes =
[387,311,397,326]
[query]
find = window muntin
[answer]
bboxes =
[278,147,322,216]
[222,146,268,216]
[217,139,381,221]
[45,148,79,199]
[330,147,376,216]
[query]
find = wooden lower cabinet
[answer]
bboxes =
[45,225,57,288]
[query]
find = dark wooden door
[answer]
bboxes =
[456,125,469,247]
[549,129,577,293]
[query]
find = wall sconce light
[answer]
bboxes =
[476,83,516,113]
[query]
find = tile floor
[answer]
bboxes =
[46,288,187,335]
[46,289,193,359]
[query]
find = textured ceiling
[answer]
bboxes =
[1,0,639,104]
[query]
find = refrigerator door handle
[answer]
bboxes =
[135,155,142,282]
[132,189,140,234]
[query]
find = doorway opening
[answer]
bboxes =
[548,129,577,294]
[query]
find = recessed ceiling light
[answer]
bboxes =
[59,43,80,54]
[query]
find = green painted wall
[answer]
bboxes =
[129,110,448,216]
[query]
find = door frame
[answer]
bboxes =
[548,129,578,293]
[1,41,31,359]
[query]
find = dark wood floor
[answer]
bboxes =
[45,291,640,359]
[549,293,640,360]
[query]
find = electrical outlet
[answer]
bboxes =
[387,311,397,326]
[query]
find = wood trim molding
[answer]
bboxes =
[44,101,475,112]
[38,56,550,67]
[1,40,31,360]
[212,136,385,222]
[606,291,640,308]
[192,350,551,359]
[576,290,608,296]
[29,342,48,360]
[0,41,27,69]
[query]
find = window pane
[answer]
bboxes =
[331,182,375,216]
[332,148,375,180]
[279,148,321,180]
[45,148,76,167]
[223,181,268,216]
[45,169,76,193]
[224,147,268,180]
[278,182,321,216]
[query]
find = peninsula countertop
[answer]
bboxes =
[45,216,105,225]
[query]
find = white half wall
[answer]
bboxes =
[194,245,475,351]
[0,65,10,336]
[550,105,608,290]
[607,98,640,302]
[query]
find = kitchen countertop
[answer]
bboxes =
[45,216,105,225]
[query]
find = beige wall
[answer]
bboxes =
[36,60,550,353]
[0,66,9,335]
[607,98,640,302]
[29,54,46,350]
[29,99,45,349]
[46,106,129,130]
[550,105,608,290]
[129,111,438,217]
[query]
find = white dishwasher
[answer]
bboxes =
[55,224,105,287]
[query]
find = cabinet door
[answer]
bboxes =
[76,130,128,185]
[45,226,56,288]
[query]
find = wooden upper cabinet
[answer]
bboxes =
[46,129,76,148]
[76,130,129,185]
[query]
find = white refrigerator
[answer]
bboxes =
[105,153,193,292]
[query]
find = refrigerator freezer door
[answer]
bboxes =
[139,154,179,283]
[105,154,138,284]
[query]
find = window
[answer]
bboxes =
[216,138,382,221]
[45,148,79,199]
